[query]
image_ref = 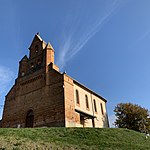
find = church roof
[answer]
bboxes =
[62,72,107,102]
[36,33,43,41]
[73,79,107,102]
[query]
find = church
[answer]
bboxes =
[2,33,109,128]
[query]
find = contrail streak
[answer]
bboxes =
[0,66,14,95]
[138,29,150,41]
[56,0,123,70]
[67,0,119,61]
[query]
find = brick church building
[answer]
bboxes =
[2,33,109,128]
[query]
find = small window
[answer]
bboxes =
[35,45,39,53]
[31,63,35,71]
[100,103,104,115]
[37,59,41,64]
[21,72,25,76]
[76,90,80,104]
[85,95,89,109]
[31,63,34,68]
[37,59,41,69]
[93,99,97,112]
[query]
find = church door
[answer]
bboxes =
[25,110,34,127]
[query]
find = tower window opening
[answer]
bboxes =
[35,45,39,53]
[31,63,34,68]
[37,59,41,69]
[21,71,25,76]
[31,63,35,71]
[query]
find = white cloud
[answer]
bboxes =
[109,114,117,128]
[0,66,14,94]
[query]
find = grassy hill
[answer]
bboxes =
[0,128,150,150]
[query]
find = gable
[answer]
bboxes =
[29,34,46,58]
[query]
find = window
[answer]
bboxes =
[76,90,80,104]
[37,59,41,65]
[37,59,41,69]
[21,71,25,76]
[93,99,97,112]
[31,63,35,71]
[31,63,34,69]
[100,103,104,115]
[85,95,89,109]
[35,45,39,53]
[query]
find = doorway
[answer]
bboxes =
[25,110,34,127]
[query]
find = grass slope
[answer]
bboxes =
[0,128,149,150]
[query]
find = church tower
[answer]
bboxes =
[18,33,56,78]
[2,33,62,128]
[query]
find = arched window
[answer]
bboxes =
[21,71,25,76]
[37,59,41,69]
[37,59,41,64]
[85,95,89,109]
[30,62,36,72]
[31,62,34,70]
[35,45,39,53]
[100,103,104,115]
[25,110,34,128]
[76,90,80,104]
[93,99,97,112]
[31,62,34,68]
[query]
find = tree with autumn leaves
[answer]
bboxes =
[114,103,150,133]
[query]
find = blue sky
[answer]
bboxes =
[1,0,150,126]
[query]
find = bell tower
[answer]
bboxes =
[45,42,55,72]
[18,33,58,78]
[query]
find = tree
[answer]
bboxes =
[114,103,150,132]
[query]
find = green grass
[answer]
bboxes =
[0,128,149,149]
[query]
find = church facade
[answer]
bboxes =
[2,34,109,128]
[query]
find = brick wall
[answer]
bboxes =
[2,68,65,128]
